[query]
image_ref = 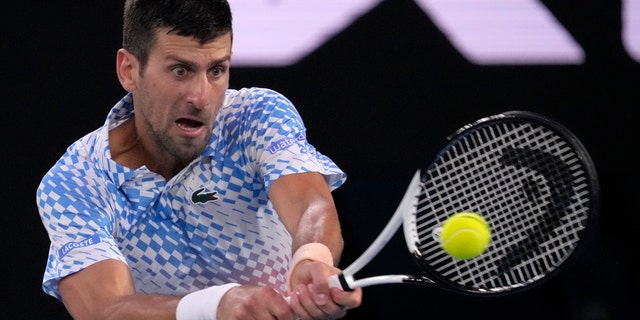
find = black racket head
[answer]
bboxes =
[411,110,599,295]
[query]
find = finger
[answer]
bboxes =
[296,284,327,319]
[330,287,362,310]
[288,287,312,320]
[307,284,348,318]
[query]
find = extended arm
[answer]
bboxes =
[59,259,297,320]
[265,172,362,319]
[59,259,179,320]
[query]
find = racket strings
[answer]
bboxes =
[414,120,593,293]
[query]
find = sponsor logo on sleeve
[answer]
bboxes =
[267,132,306,154]
[58,235,101,258]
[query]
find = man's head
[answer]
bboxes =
[115,0,234,173]
[123,0,232,73]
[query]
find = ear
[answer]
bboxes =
[116,48,138,92]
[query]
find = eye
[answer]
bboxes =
[171,66,188,77]
[209,66,225,78]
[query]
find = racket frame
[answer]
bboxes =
[330,110,598,295]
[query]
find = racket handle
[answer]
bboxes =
[328,274,342,289]
[328,273,353,291]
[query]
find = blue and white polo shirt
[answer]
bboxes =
[37,87,346,300]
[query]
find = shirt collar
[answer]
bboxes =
[96,93,210,187]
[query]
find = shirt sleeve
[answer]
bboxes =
[36,141,126,300]
[226,88,346,191]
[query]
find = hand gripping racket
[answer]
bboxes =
[329,110,599,295]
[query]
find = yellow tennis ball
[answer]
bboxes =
[439,212,491,260]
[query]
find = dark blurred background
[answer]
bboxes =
[3,1,635,319]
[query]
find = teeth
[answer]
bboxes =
[177,119,202,131]
[177,122,198,131]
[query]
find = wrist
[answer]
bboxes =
[176,283,241,320]
[287,242,334,291]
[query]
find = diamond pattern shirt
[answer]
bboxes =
[37,87,346,300]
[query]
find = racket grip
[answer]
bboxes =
[328,274,342,289]
[328,274,352,291]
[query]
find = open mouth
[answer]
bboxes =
[176,118,204,132]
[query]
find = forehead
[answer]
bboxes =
[150,28,232,61]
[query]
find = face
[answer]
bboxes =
[125,29,232,163]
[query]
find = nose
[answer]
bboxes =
[186,73,212,109]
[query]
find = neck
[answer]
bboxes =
[109,117,185,180]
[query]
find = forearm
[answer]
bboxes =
[76,294,180,320]
[59,260,174,320]
[291,201,344,266]
[64,284,245,320]
[269,172,346,265]
[286,196,345,292]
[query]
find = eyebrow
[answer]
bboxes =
[168,55,232,70]
[210,55,232,68]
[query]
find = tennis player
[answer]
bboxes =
[36,0,362,319]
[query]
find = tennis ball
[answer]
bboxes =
[439,212,491,260]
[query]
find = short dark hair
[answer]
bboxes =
[123,0,233,71]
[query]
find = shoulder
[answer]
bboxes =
[217,87,303,131]
[224,87,295,110]
[39,127,108,193]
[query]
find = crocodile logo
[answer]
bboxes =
[191,188,219,204]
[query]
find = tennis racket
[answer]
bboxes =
[329,110,599,295]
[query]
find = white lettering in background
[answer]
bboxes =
[230,0,638,66]
[414,0,584,65]
[623,0,640,61]
[231,0,382,66]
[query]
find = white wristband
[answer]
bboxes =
[287,242,334,291]
[176,283,241,320]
